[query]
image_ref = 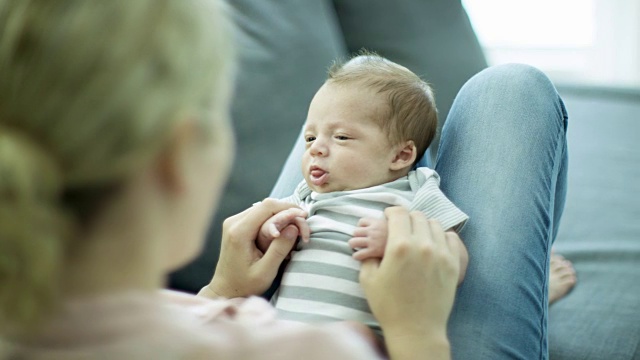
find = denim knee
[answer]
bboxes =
[475,63,553,92]
[462,63,567,130]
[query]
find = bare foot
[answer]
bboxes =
[549,252,577,304]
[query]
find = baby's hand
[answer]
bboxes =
[348,217,388,261]
[256,208,310,253]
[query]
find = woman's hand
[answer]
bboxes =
[359,207,461,360]
[201,199,302,299]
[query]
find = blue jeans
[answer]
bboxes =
[270,64,568,360]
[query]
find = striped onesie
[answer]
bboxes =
[272,167,468,334]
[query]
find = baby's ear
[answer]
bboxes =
[389,140,417,171]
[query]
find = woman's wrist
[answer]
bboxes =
[196,284,224,299]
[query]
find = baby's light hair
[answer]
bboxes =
[0,0,233,334]
[327,51,438,162]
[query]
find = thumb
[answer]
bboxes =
[256,231,297,275]
[279,224,300,242]
[358,257,381,286]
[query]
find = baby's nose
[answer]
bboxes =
[310,139,328,156]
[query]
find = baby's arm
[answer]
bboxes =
[349,217,468,285]
[256,208,310,253]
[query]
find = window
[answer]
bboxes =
[463,0,640,88]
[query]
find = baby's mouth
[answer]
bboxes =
[309,167,328,186]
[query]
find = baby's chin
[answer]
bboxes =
[307,183,333,193]
[305,179,337,193]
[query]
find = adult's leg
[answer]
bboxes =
[433,64,568,360]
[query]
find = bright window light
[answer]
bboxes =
[462,0,640,88]
[462,0,595,48]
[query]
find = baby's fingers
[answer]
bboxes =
[348,237,369,250]
[268,223,280,238]
[271,208,307,229]
[352,226,369,238]
[356,217,374,227]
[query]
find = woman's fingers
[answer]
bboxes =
[361,207,460,335]
[279,224,300,242]
[383,207,412,246]
[409,211,430,240]
[412,213,444,246]
[444,231,462,260]
[428,219,444,244]
[293,216,310,242]
[258,226,298,275]
[359,257,381,284]
[211,199,304,298]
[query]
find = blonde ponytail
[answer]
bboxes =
[0,0,233,334]
[0,126,74,333]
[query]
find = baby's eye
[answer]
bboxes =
[305,136,316,142]
[335,135,350,140]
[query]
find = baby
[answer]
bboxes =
[257,53,469,334]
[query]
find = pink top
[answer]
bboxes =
[1,290,382,359]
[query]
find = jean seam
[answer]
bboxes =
[537,121,566,360]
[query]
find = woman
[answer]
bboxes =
[0,0,460,358]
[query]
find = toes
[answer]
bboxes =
[549,253,578,304]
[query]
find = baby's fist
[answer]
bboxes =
[348,217,388,261]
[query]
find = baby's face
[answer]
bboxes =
[302,82,399,193]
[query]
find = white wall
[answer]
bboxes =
[463,0,640,89]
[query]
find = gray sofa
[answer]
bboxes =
[169,1,640,359]
[548,87,640,359]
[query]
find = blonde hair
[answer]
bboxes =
[327,52,438,161]
[0,0,234,333]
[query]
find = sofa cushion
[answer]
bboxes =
[549,90,640,360]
